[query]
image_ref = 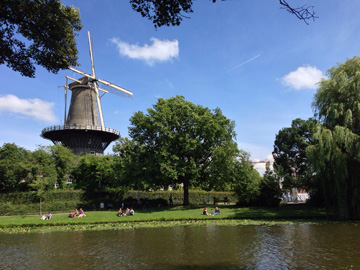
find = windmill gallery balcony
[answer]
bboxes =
[41,124,120,155]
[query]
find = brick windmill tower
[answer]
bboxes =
[42,31,133,155]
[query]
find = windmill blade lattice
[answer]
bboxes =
[99,82,133,99]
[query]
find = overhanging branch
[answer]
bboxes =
[279,0,318,25]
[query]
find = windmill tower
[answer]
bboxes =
[42,31,133,155]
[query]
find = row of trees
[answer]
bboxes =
[0,144,75,193]
[273,57,360,220]
[3,56,359,219]
[0,96,281,207]
[0,143,125,193]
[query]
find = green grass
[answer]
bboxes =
[0,204,327,233]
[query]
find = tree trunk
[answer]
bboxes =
[183,180,189,206]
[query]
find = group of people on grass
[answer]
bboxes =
[40,212,53,220]
[117,207,135,217]
[68,208,86,218]
[42,205,218,220]
[203,206,220,216]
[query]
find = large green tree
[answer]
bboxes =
[73,154,118,193]
[233,151,262,206]
[28,147,58,200]
[48,145,76,188]
[0,143,32,192]
[307,57,360,220]
[0,0,82,77]
[273,118,317,192]
[113,137,150,191]
[256,169,282,207]
[128,96,239,205]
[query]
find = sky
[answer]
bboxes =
[1,0,360,174]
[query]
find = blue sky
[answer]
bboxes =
[1,0,360,174]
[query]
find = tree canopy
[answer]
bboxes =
[273,118,317,191]
[0,143,76,193]
[307,57,360,219]
[29,147,58,199]
[0,0,82,77]
[113,137,150,191]
[232,151,262,206]
[0,143,32,192]
[72,154,120,193]
[127,95,239,205]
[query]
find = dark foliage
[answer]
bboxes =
[0,0,82,77]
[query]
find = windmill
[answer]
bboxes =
[42,31,133,155]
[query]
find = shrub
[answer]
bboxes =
[0,189,238,215]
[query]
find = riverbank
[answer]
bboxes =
[0,204,328,233]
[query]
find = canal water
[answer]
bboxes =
[0,223,359,269]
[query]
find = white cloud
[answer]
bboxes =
[0,94,57,123]
[111,37,179,65]
[281,65,325,90]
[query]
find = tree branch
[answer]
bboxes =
[279,0,318,25]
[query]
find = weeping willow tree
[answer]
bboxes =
[307,57,360,220]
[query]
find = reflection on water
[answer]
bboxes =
[0,223,359,269]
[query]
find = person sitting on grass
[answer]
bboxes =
[117,208,123,217]
[203,207,210,215]
[129,208,135,215]
[40,213,46,220]
[78,208,86,218]
[46,212,53,220]
[213,207,220,215]
[68,211,74,218]
[125,208,130,216]
[74,208,79,217]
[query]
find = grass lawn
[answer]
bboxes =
[0,204,327,233]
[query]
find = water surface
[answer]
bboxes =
[0,223,359,269]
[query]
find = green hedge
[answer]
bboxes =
[0,191,86,215]
[0,190,237,215]
[0,192,38,204]
[124,190,237,205]
[0,190,84,204]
